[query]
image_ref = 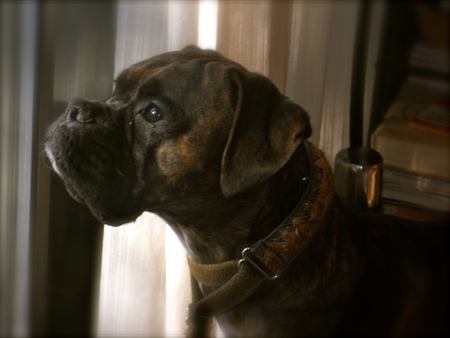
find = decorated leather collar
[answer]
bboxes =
[188,140,334,285]
[240,140,334,279]
[186,141,335,335]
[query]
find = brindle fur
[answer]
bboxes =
[44,46,448,337]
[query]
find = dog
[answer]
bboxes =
[44,46,448,337]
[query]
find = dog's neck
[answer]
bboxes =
[158,143,312,264]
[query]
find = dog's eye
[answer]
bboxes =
[140,106,163,124]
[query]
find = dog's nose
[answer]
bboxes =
[65,98,105,124]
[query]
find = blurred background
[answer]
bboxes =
[1,0,448,337]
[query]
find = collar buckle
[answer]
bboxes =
[238,247,278,280]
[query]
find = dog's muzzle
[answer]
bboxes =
[44,98,144,226]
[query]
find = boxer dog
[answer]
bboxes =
[44,46,448,337]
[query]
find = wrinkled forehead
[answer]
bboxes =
[112,48,243,99]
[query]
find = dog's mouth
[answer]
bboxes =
[44,134,145,227]
[62,172,145,226]
[98,212,137,227]
[47,155,144,226]
[63,179,86,204]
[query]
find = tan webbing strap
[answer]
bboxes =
[190,272,205,308]
[186,262,265,336]
[187,256,240,287]
[186,273,212,338]
[192,263,264,315]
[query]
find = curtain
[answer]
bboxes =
[0,2,39,335]
[93,1,382,337]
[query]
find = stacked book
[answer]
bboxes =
[371,42,450,215]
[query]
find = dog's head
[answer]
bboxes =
[44,46,312,226]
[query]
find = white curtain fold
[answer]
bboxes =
[317,1,359,162]
[96,1,367,337]
[97,213,188,337]
[0,2,39,335]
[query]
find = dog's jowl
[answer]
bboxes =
[44,46,448,337]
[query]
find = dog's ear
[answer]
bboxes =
[220,71,312,198]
